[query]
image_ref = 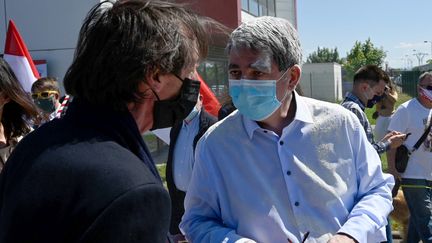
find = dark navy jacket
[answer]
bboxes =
[0,99,170,243]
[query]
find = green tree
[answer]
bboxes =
[344,38,386,81]
[306,47,343,64]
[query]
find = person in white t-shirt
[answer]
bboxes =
[387,71,432,242]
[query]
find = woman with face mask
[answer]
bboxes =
[0,58,39,170]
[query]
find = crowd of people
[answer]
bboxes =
[0,0,430,243]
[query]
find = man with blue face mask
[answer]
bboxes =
[341,65,408,243]
[341,65,406,156]
[181,16,395,243]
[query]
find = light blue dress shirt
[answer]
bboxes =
[173,109,201,192]
[180,93,394,243]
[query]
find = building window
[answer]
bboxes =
[249,0,259,16]
[241,0,276,17]
[197,59,228,99]
[241,0,249,11]
[267,0,275,16]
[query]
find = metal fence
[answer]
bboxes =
[400,70,421,97]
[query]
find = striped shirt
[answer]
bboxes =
[341,92,389,154]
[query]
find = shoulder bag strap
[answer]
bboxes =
[412,111,432,152]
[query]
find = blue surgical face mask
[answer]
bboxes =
[229,70,289,121]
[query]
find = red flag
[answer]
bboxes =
[4,20,40,92]
[196,72,221,117]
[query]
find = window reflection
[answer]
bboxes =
[249,0,259,16]
[241,0,276,17]
[197,60,228,99]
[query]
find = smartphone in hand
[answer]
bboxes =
[404,133,411,140]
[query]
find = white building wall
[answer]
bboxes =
[0,0,99,91]
[300,63,342,102]
[275,0,296,28]
[241,11,256,23]
[0,3,6,47]
[333,64,343,101]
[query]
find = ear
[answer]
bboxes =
[146,68,163,93]
[288,65,301,90]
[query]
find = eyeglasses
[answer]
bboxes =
[31,91,58,99]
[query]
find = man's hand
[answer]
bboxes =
[327,233,357,243]
[383,131,408,149]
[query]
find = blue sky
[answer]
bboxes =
[297,0,432,69]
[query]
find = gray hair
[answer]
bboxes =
[226,16,302,71]
[419,72,432,83]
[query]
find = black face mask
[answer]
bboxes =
[151,75,200,130]
[366,94,385,108]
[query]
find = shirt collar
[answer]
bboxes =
[344,92,365,110]
[242,91,314,139]
[184,109,201,125]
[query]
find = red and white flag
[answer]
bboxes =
[4,20,40,92]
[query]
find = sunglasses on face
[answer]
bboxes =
[31,91,58,99]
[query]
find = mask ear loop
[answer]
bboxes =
[276,68,292,103]
[362,84,374,102]
[149,88,160,101]
[174,74,185,83]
